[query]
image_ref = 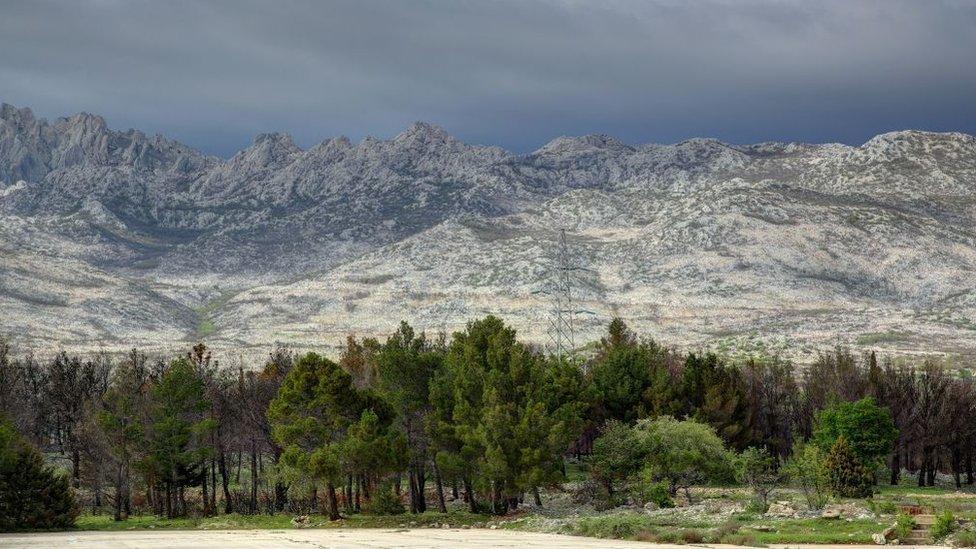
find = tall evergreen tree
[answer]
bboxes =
[430,316,584,514]
[146,358,214,518]
[375,322,444,513]
[268,352,392,520]
[674,353,752,450]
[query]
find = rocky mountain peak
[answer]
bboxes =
[396,121,451,142]
[60,111,107,132]
[1,103,37,126]
[535,134,634,156]
[230,132,300,169]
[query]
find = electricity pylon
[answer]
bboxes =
[535,228,595,367]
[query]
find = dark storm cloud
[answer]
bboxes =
[1,0,974,156]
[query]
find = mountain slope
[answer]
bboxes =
[1,103,974,360]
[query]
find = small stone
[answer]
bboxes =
[766,501,797,518]
[643,502,659,513]
[821,507,842,519]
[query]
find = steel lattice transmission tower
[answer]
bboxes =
[536,228,594,364]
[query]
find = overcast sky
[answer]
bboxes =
[2,0,975,156]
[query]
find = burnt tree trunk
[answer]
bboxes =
[218,447,233,514]
[249,440,259,514]
[890,451,901,486]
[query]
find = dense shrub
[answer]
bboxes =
[635,416,732,501]
[813,397,897,467]
[0,419,79,531]
[823,437,873,498]
[627,469,673,509]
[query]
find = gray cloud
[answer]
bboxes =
[2,0,974,156]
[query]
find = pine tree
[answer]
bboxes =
[374,322,442,512]
[589,318,671,422]
[146,358,214,518]
[268,352,391,520]
[430,316,585,514]
[676,353,752,450]
[0,418,79,530]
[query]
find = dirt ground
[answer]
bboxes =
[0,529,947,549]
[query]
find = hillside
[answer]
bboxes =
[2,102,975,360]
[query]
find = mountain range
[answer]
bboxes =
[2,102,975,362]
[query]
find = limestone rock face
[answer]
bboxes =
[2,102,976,361]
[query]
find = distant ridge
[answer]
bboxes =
[2,102,975,361]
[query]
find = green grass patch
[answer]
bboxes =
[75,510,490,531]
[192,291,238,339]
[196,319,216,338]
[747,518,886,544]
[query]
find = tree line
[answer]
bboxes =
[1,316,974,528]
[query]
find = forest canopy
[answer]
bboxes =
[0,316,973,528]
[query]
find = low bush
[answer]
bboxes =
[635,529,659,542]
[931,510,956,541]
[718,532,763,546]
[894,513,916,542]
[574,513,650,539]
[711,518,741,541]
[652,530,680,544]
[362,482,404,515]
[953,528,976,548]
[869,500,897,515]
[745,499,769,514]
